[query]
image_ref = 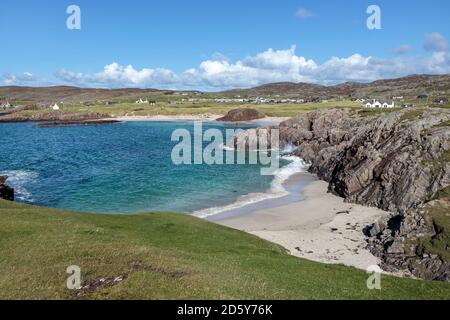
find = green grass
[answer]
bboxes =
[11,100,362,118]
[357,108,401,117]
[416,187,450,275]
[0,200,449,300]
[400,110,425,121]
[431,186,450,201]
[433,119,450,128]
[417,197,450,263]
[423,148,450,173]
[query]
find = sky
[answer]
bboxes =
[0,0,449,90]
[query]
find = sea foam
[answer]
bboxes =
[192,154,309,218]
[0,170,38,202]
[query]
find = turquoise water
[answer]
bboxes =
[0,121,293,214]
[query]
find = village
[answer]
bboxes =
[0,90,448,114]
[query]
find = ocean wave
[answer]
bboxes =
[0,170,38,202]
[270,156,309,193]
[218,143,235,151]
[192,155,309,218]
[281,142,298,154]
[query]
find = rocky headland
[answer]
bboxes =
[229,107,450,281]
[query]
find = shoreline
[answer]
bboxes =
[192,156,310,219]
[3,116,396,273]
[0,114,290,127]
[211,173,392,272]
[107,115,290,126]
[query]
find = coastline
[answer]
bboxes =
[107,115,290,125]
[3,116,395,273]
[210,173,391,272]
[110,114,222,122]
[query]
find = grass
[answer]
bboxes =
[417,188,450,263]
[415,186,450,279]
[400,110,425,122]
[433,119,450,128]
[11,100,362,118]
[423,148,450,174]
[357,108,401,117]
[0,200,449,299]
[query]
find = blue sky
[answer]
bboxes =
[0,0,449,90]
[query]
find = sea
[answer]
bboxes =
[0,121,309,216]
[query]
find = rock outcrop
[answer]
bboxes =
[278,108,450,212]
[0,111,108,123]
[217,108,265,122]
[365,200,450,281]
[228,107,450,280]
[37,119,119,128]
[0,176,14,201]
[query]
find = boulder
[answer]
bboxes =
[0,176,14,201]
[217,108,265,122]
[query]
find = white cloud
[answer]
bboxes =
[295,7,315,19]
[2,72,37,85]
[424,32,448,52]
[49,39,450,90]
[392,44,412,54]
[55,63,179,87]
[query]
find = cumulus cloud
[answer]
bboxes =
[391,44,412,54]
[295,7,316,19]
[51,42,450,90]
[2,72,38,85]
[424,32,448,52]
[55,63,178,87]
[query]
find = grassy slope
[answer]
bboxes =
[0,200,449,300]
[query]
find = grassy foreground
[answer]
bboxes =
[0,200,449,300]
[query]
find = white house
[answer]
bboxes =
[50,103,60,110]
[363,99,395,109]
[0,101,11,109]
[135,98,149,104]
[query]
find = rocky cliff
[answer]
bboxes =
[229,107,450,280]
[279,108,450,212]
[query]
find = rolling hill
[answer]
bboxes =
[0,75,449,104]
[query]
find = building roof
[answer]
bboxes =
[363,99,394,104]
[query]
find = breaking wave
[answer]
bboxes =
[192,155,309,218]
[0,170,38,202]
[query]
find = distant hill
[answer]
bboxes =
[0,74,449,103]
[219,74,450,99]
[0,86,172,104]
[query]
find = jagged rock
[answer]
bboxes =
[387,239,405,254]
[217,108,265,122]
[230,107,450,281]
[277,108,450,212]
[0,176,14,201]
[231,108,450,212]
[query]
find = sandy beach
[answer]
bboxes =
[112,114,222,122]
[109,115,290,125]
[214,173,391,271]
